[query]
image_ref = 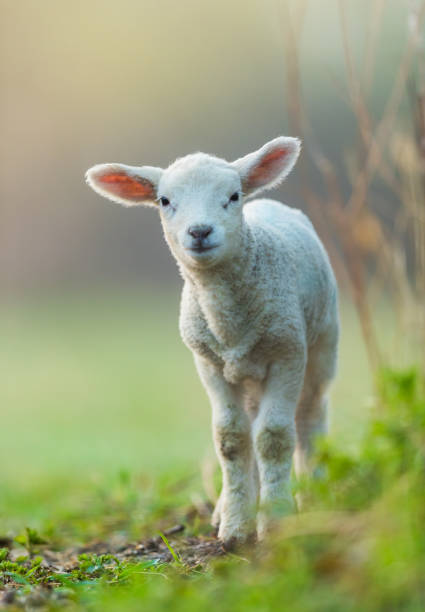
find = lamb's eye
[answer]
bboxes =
[230,192,239,202]
[160,196,170,207]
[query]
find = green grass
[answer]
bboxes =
[6,289,417,611]
[0,289,370,483]
[0,289,371,527]
[0,290,209,481]
[0,364,423,610]
[0,289,371,526]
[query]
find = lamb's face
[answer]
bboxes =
[85,136,301,270]
[157,154,243,269]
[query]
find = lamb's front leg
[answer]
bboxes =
[253,359,305,539]
[195,356,257,549]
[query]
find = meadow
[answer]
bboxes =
[3,291,424,611]
[0,290,370,485]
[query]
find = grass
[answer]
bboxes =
[0,289,371,528]
[4,289,419,611]
[0,289,370,482]
[0,290,208,480]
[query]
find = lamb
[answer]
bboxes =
[85,137,339,549]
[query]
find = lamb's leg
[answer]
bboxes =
[253,358,305,539]
[195,356,257,548]
[294,328,338,482]
[294,386,329,479]
[211,491,222,532]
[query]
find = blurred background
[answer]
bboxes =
[1,1,424,490]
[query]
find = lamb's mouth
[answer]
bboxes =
[188,245,219,254]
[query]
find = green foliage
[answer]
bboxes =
[159,532,184,567]
[0,554,48,586]
[1,367,424,610]
[14,527,48,553]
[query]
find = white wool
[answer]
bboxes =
[86,137,339,548]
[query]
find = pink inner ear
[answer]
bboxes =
[99,172,154,201]
[249,147,289,188]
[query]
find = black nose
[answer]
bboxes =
[188,225,213,240]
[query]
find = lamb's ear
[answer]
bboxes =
[231,137,301,197]
[85,163,163,207]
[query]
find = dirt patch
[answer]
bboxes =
[0,526,226,608]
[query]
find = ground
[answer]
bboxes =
[1,527,225,608]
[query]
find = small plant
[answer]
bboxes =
[14,527,48,555]
[159,532,184,567]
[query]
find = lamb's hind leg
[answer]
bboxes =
[294,327,338,483]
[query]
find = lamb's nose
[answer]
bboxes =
[188,225,213,240]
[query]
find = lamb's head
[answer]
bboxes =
[85,136,300,270]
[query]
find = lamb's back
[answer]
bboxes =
[243,198,313,233]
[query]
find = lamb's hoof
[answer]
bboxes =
[219,531,257,552]
[257,512,293,542]
[257,518,273,542]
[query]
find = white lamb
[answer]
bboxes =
[86,137,339,549]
